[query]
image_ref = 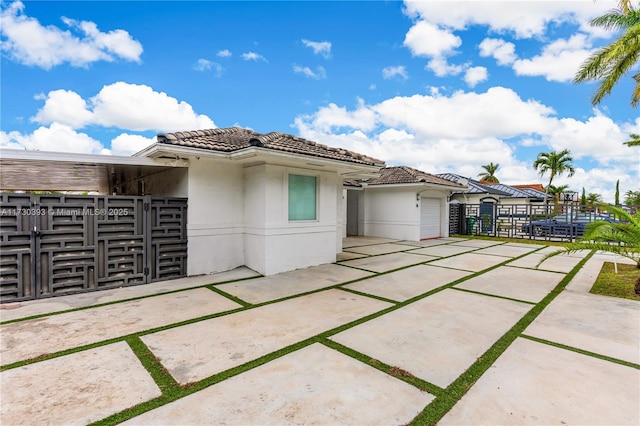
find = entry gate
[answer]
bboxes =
[0,193,187,303]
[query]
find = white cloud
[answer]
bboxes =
[478,38,517,65]
[193,59,223,76]
[110,133,156,156]
[404,20,461,58]
[427,57,463,77]
[300,98,377,133]
[293,64,326,80]
[91,82,215,132]
[0,1,142,69]
[401,1,618,80]
[293,84,637,203]
[301,39,332,58]
[463,66,488,88]
[0,123,105,153]
[241,51,267,62]
[32,82,215,132]
[382,66,408,80]
[371,87,557,139]
[544,113,634,165]
[403,0,617,39]
[217,49,232,57]
[31,89,94,128]
[512,34,594,82]
[194,58,212,71]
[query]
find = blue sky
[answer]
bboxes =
[1,0,638,202]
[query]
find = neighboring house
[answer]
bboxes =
[136,127,384,276]
[344,166,466,241]
[437,173,548,206]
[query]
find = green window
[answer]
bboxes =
[288,174,317,221]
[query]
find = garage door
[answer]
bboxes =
[420,197,441,239]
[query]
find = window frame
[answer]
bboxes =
[287,173,318,222]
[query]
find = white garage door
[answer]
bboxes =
[420,197,441,239]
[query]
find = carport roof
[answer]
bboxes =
[155,127,385,167]
[0,149,186,192]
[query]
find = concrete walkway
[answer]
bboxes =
[1,238,638,425]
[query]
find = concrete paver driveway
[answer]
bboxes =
[1,238,638,425]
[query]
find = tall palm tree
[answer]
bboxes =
[625,133,640,146]
[587,193,603,211]
[477,162,500,183]
[533,149,576,213]
[573,2,640,107]
[547,184,570,214]
[625,189,640,205]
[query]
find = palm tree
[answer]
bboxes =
[625,189,640,205]
[547,184,570,214]
[538,205,640,294]
[624,133,640,146]
[478,162,500,183]
[533,149,576,213]
[587,193,603,212]
[573,2,640,107]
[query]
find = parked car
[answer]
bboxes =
[522,213,618,237]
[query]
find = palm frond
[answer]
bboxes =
[536,205,640,267]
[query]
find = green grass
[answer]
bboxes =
[591,262,640,301]
[453,234,570,247]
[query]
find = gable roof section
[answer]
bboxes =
[156,127,385,167]
[366,166,466,188]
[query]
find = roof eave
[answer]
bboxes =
[139,143,384,178]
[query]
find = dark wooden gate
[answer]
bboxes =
[0,194,187,303]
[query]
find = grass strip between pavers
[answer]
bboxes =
[126,337,179,393]
[520,334,640,370]
[0,275,263,326]
[320,338,445,397]
[408,250,596,426]
[87,245,542,424]
[5,240,566,425]
[205,285,253,308]
[338,286,400,304]
[449,287,536,305]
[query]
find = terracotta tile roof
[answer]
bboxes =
[157,127,385,167]
[366,166,466,188]
[512,184,545,192]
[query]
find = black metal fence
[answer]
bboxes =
[449,202,632,242]
[0,193,187,303]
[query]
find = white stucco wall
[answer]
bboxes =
[355,185,451,241]
[142,167,188,197]
[186,159,245,276]
[363,186,420,241]
[243,164,341,276]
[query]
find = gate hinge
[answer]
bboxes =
[143,202,150,211]
[144,267,150,276]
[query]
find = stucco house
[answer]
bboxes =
[344,166,466,240]
[0,128,385,295]
[134,127,385,276]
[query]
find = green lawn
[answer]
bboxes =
[591,262,640,301]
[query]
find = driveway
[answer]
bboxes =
[1,237,638,425]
